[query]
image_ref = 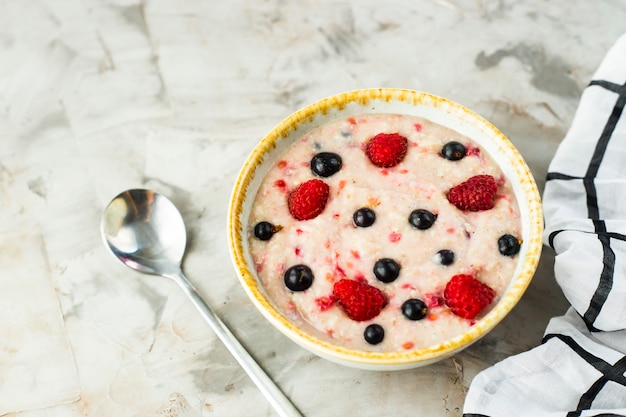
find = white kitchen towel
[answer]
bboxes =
[463,34,626,416]
[0,229,81,415]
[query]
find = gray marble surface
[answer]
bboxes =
[1,1,625,416]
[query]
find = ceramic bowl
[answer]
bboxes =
[227,88,542,370]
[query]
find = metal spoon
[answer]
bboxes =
[100,189,302,417]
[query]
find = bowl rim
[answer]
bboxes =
[227,88,543,368]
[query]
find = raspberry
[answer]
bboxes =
[365,133,408,168]
[443,274,495,319]
[447,174,498,211]
[287,179,330,220]
[333,279,386,321]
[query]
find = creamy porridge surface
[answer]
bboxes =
[248,113,521,352]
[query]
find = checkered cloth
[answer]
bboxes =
[463,34,626,416]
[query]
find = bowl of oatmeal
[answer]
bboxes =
[227,88,542,370]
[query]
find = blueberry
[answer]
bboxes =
[364,324,385,345]
[441,141,467,161]
[401,299,428,321]
[373,258,401,283]
[254,221,281,241]
[311,152,343,177]
[409,209,437,230]
[284,265,314,291]
[498,234,522,256]
[435,249,455,266]
[353,208,376,227]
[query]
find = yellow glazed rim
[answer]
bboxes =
[227,88,543,370]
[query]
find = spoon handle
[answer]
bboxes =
[171,269,303,417]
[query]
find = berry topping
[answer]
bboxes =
[401,298,428,321]
[443,274,496,319]
[315,295,337,311]
[353,207,376,227]
[287,179,330,220]
[333,279,386,321]
[284,265,314,292]
[373,258,401,283]
[311,152,343,177]
[364,324,385,345]
[409,209,438,230]
[441,141,467,161]
[447,174,498,212]
[498,234,522,256]
[434,249,455,266]
[253,221,282,241]
[365,133,408,168]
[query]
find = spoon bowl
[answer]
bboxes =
[101,189,186,276]
[101,189,302,417]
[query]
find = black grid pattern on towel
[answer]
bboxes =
[542,333,626,417]
[463,77,626,417]
[546,79,626,332]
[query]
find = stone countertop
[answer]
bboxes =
[1,1,624,416]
